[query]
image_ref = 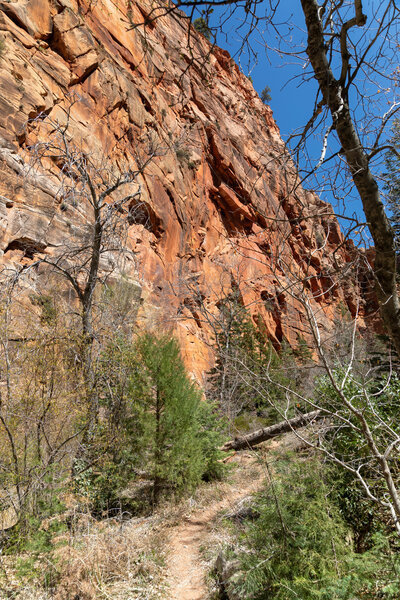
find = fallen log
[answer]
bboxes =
[221,410,322,451]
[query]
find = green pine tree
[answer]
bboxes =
[75,333,226,511]
[260,85,271,103]
[137,333,215,503]
[232,454,400,600]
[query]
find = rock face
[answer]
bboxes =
[0,0,372,378]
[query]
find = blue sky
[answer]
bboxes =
[184,1,399,246]
[214,4,315,138]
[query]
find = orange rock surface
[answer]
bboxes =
[0,0,373,378]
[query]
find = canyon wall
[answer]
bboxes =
[0,0,371,378]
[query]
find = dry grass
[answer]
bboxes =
[0,451,266,600]
[155,451,264,528]
[0,590,51,600]
[53,511,168,600]
[0,510,168,600]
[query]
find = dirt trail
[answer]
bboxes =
[165,453,264,600]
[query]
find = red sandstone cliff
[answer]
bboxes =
[0,0,370,377]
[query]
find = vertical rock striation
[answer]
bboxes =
[0,0,373,377]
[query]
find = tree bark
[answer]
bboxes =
[300,0,400,356]
[221,409,322,451]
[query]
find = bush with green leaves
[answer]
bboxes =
[193,17,212,40]
[315,371,400,547]
[195,399,227,482]
[4,481,67,590]
[72,337,148,514]
[230,454,400,600]
[315,371,400,525]
[136,333,226,503]
[175,146,191,165]
[77,333,227,512]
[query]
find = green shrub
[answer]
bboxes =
[77,333,227,512]
[73,337,148,515]
[8,513,64,588]
[208,297,294,422]
[196,400,227,481]
[193,17,212,40]
[175,146,191,165]
[293,333,312,362]
[231,454,400,600]
[4,483,68,585]
[316,372,400,548]
[30,293,57,324]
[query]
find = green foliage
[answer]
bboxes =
[293,334,313,362]
[195,400,227,481]
[30,293,57,324]
[326,464,380,552]
[7,510,65,589]
[77,333,227,512]
[73,337,147,514]
[193,17,212,40]
[5,486,67,556]
[233,411,266,434]
[136,333,226,502]
[137,333,204,502]
[316,371,400,545]
[232,454,400,600]
[208,295,294,423]
[260,85,271,103]
[316,371,400,468]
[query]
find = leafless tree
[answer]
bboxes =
[214,256,400,534]
[0,99,166,497]
[138,0,400,355]
[20,101,164,444]
[0,98,165,521]
[26,106,158,358]
[0,267,86,523]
